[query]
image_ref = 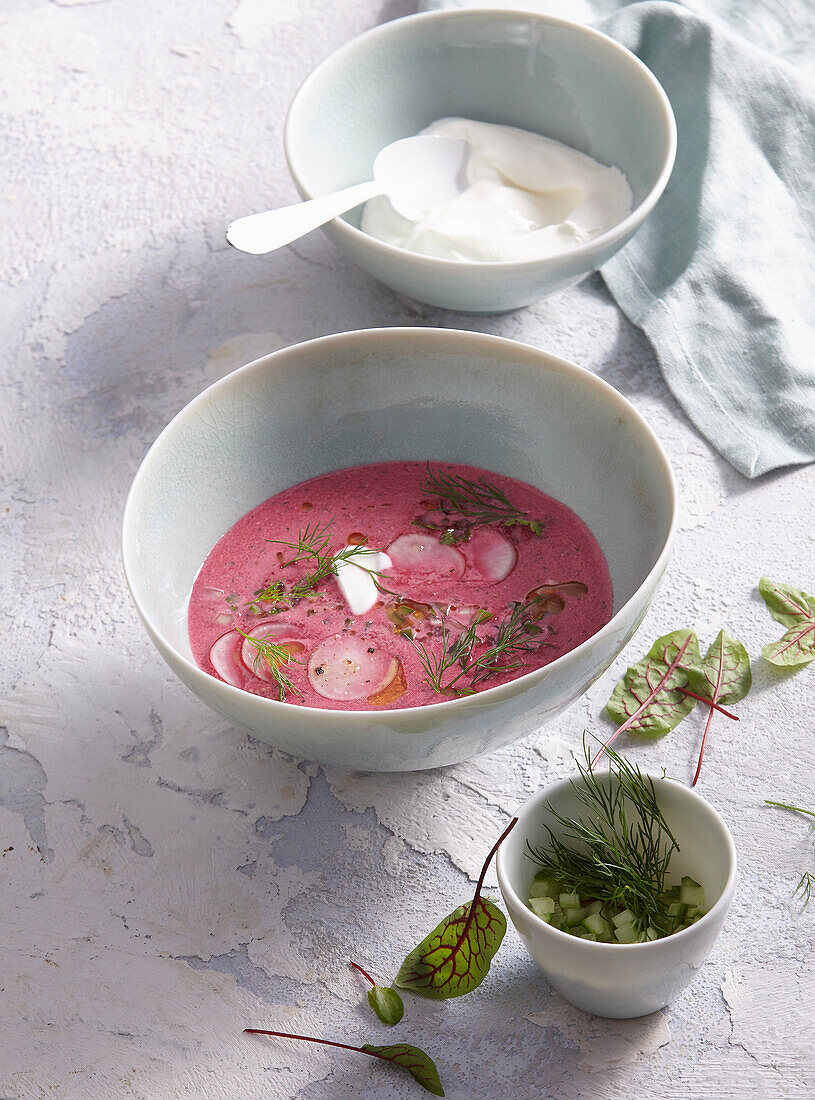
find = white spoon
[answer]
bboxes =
[225,134,469,256]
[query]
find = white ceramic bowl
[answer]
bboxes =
[497,774,738,1018]
[285,9,676,312]
[122,327,676,771]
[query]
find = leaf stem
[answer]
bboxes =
[460,818,518,944]
[591,633,694,768]
[692,704,716,787]
[349,960,376,987]
[245,1030,384,1062]
[679,686,739,719]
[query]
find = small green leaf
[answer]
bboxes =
[687,629,752,705]
[759,576,815,667]
[396,895,506,999]
[361,1043,444,1096]
[367,984,404,1026]
[606,629,700,738]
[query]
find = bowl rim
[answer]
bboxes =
[122,326,678,721]
[283,8,678,271]
[496,772,739,952]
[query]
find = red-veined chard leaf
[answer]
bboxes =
[395,819,516,1000]
[367,984,404,1026]
[759,576,815,668]
[244,1031,443,1096]
[595,629,700,763]
[686,629,751,785]
[361,1043,444,1096]
[349,961,404,1025]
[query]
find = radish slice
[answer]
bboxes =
[367,657,408,706]
[470,529,517,582]
[240,621,304,683]
[446,605,488,629]
[525,581,588,618]
[387,534,465,581]
[308,636,397,701]
[209,631,248,688]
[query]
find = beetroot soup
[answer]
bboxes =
[188,462,612,710]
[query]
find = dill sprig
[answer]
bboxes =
[246,580,287,616]
[526,742,680,936]
[236,627,303,702]
[402,601,546,696]
[421,464,543,536]
[270,521,390,600]
[765,800,815,908]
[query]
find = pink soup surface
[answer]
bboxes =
[188,461,613,710]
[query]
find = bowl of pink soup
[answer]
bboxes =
[122,328,676,771]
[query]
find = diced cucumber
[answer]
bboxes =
[529,874,564,899]
[529,896,555,921]
[667,902,688,918]
[582,912,612,939]
[680,876,705,909]
[559,892,581,909]
[580,932,598,941]
[614,923,642,944]
[612,908,636,928]
[564,906,588,927]
[645,927,659,941]
[584,900,604,917]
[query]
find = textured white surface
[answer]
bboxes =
[1,1,813,1097]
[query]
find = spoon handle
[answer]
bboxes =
[226,180,383,255]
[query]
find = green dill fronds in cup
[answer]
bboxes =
[525,744,706,942]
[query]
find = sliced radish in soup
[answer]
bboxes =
[308,636,398,701]
[445,604,488,629]
[469,529,517,582]
[209,631,248,688]
[240,621,305,683]
[387,533,465,581]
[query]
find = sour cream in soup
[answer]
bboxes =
[361,118,633,263]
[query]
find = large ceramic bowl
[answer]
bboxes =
[285,10,676,312]
[497,775,738,1018]
[122,328,676,771]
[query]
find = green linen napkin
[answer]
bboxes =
[421,0,815,478]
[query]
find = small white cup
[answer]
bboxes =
[496,773,737,1018]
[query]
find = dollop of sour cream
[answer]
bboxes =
[361,118,633,263]
[335,548,392,615]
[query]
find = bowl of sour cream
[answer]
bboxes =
[284,9,676,312]
[122,328,676,772]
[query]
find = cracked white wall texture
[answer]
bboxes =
[1,0,813,1097]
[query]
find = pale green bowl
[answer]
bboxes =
[285,9,676,312]
[122,328,676,772]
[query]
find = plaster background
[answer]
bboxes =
[1,1,813,1097]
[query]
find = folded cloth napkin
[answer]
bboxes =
[421,0,815,478]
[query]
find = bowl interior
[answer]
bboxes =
[123,329,674,667]
[286,11,673,231]
[500,775,736,921]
